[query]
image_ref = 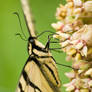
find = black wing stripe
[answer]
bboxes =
[22,70,28,84]
[22,70,42,92]
[23,56,41,71]
[29,81,42,92]
[30,57,41,67]
[19,82,24,92]
[44,64,59,85]
[32,43,48,53]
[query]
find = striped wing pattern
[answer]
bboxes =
[16,54,61,92]
[16,56,54,92]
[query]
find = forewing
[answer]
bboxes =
[16,56,55,92]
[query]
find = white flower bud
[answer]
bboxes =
[63,24,73,32]
[81,46,87,57]
[73,0,82,7]
[85,68,92,76]
[56,31,70,39]
[70,40,78,44]
[66,85,75,91]
[75,89,80,92]
[65,72,75,78]
[75,41,84,49]
[88,80,92,87]
[61,40,70,47]
[51,21,64,30]
[71,25,92,46]
[84,1,92,12]
[78,69,84,74]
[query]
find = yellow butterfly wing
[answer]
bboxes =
[16,55,61,92]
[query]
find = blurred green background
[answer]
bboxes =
[0,0,72,92]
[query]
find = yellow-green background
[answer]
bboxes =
[0,0,72,92]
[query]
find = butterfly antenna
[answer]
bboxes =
[15,33,27,41]
[13,12,27,39]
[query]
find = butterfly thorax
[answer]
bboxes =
[28,37,50,58]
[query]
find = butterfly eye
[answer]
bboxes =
[28,37,34,43]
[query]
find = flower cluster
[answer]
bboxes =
[52,0,92,91]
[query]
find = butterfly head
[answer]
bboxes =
[28,36,36,44]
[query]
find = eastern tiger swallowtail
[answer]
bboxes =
[16,0,61,92]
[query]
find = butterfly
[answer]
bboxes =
[16,0,61,92]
